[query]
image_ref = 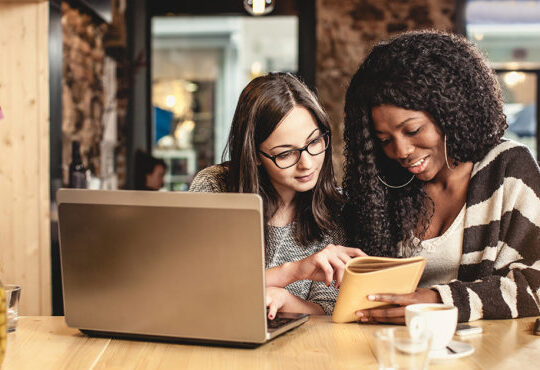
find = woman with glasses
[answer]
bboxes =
[190,72,364,319]
[343,30,540,323]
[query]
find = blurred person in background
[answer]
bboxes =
[135,150,167,191]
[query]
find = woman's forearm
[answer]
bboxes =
[265,261,302,288]
[282,291,325,315]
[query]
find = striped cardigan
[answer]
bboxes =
[432,140,540,322]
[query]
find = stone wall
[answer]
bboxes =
[62,2,107,183]
[61,1,127,187]
[316,0,456,180]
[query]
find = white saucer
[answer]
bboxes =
[428,340,474,360]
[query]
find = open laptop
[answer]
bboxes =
[57,189,308,347]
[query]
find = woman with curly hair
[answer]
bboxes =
[190,72,364,319]
[343,30,540,323]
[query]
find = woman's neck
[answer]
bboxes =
[268,194,296,227]
[422,161,473,239]
[430,161,473,190]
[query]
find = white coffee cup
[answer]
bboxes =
[405,303,457,351]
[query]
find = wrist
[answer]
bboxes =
[266,262,300,287]
[429,288,443,303]
[287,260,304,282]
[281,291,325,315]
[278,288,294,311]
[281,261,304,285]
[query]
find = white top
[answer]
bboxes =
[411,205,465,288]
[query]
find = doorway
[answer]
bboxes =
[151,15,299,190]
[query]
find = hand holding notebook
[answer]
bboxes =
[332,256,426,323]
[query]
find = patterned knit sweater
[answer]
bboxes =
[188,164,343,314]
[432,140,540,322]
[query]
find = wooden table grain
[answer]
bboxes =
[3,316,539,369]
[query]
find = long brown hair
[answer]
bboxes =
[224,72,342,245]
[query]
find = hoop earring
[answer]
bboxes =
[444,136,457,170]
[377,174,415,189]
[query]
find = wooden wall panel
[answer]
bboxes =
[0,1,51,315]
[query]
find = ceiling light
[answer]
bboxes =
[504,71,526,87]
[244,0,274,16]
[165,95,177,108]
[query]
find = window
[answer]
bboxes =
[466,0,540,159]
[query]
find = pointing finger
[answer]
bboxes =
[267,302,278,320]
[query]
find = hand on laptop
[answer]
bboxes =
[266,287,290,320]
[294,244,366,288]
[265,287,325,319]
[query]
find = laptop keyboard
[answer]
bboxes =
[267,316,296,330]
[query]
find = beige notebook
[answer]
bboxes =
[332,256,426,323]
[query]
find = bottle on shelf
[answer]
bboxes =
[69,141,87,188]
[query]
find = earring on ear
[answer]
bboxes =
[444,135,457,170]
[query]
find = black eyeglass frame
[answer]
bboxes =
[258,131,330,169]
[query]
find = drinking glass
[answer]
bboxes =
[4,285,21,333]
[374,327,431,370]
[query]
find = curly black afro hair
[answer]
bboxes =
[343,30,507,256]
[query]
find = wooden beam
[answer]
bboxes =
[0,1,51,315]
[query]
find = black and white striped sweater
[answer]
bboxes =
[432,140,540,322]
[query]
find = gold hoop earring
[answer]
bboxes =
[444,136,457,170]
[377,174,415,189]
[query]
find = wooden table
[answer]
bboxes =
[3,316,539,369]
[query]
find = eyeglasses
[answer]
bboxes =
[258,131,330,169]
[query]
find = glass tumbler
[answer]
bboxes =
[374,327,431,370]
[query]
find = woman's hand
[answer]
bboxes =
[265,287,325,319]
[265,244,366,289]
[355,288,443,324]
[295,244,366,288]
[265,287,293,320]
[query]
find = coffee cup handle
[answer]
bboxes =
[409,316,426,339]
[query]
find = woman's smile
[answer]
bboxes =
[405,156,429,175]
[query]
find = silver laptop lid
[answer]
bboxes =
[57,189,268,343]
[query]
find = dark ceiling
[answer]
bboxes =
[148,0,301,16]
